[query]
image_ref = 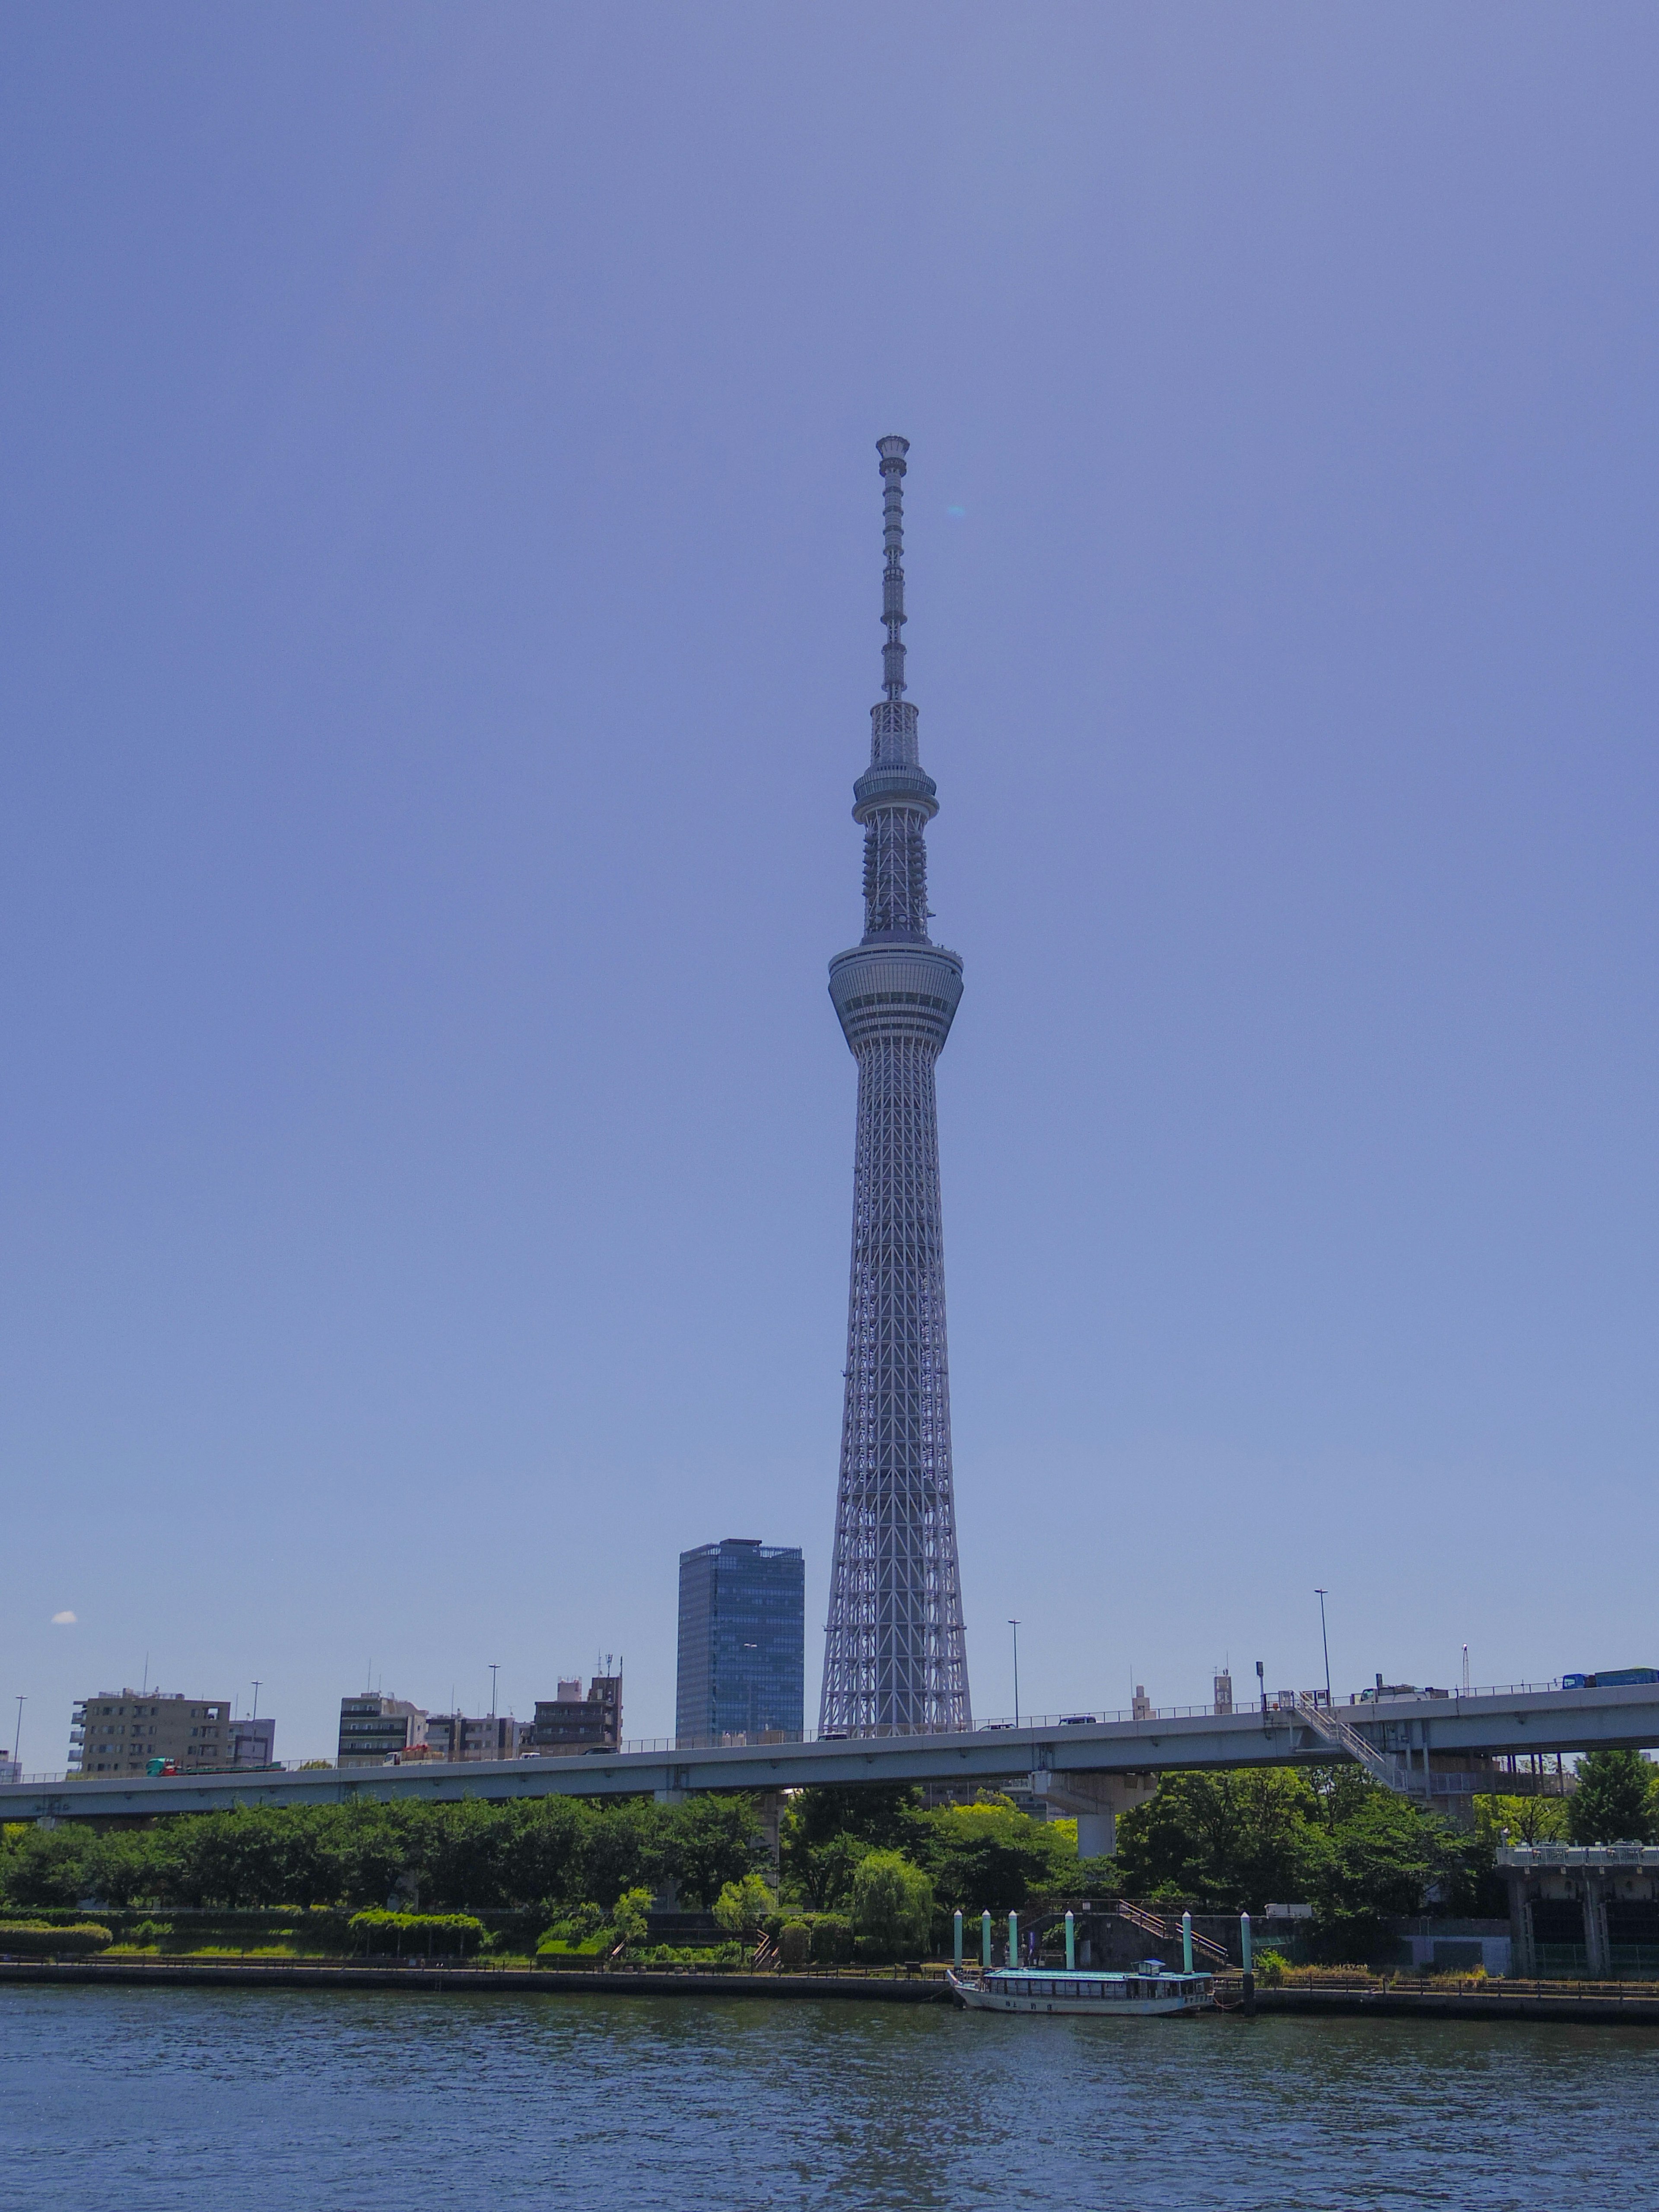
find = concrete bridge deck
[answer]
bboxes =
[5,1682,1655,1823]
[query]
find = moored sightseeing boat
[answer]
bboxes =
[947,1962,1215,2017]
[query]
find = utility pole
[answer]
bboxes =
[1008,1622,1021,1727]
[1315,1590,1332,1706]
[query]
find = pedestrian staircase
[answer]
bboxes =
[1116,1899,1230,1968]
[1294,1694,1425,1800]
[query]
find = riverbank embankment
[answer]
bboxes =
[6,1958,1659,2022]
[0,1958,949,2002]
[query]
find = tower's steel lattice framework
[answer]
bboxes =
[820,436,972,1736]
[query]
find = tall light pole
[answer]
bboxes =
[12,1696,23,1770]
[1315,1591,1332,1706]
[251,1680,261,1722]
[489,1664,500,1719]
[1008,1622,1021,1728]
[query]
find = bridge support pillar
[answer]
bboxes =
[1047,1771,1158,1857]
[755,1789,784,1875]
[1583,1872,1611,1977]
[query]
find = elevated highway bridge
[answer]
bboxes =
[6,1682,1656,1853]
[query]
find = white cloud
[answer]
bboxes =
[51,1610,76,1625]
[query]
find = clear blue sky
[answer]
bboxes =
[3,5,1656,1767]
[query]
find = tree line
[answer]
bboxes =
[5,1754,1647,1938]
[0,1793,765,1915]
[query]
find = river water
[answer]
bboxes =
[3,1986,1656,2209]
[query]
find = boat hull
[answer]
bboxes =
[947,1968,1213,2017]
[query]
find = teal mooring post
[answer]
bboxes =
[1240,1912,1252,1971]
[1008,1911,1019,1968]
[1065,1910,1075,1970]
[981,1911,992,1968]
[1182,1912,1193,1974]
[953,1910,963,1967]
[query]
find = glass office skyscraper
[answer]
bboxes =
[676,1539,805,1748]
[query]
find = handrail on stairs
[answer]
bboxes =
[1294,1694,1422,1798]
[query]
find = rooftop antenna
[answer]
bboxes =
[251,1680,261,1722]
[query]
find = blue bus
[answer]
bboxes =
[1561,1668,1658,1690]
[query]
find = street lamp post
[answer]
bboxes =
[12,1696,23,1770]
[251,1680,261,1722]
[1008,1622,1021,1728]
[489,1664,501,1719]
[1314,1590,1332,1707]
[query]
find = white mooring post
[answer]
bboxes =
[953,1910,963,1967]
[1065,1910,1075,1970]
[981,1910,992,1968]
[1182,1912,1193,1974]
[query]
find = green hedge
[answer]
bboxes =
[0,1920,112,1955]
[347,1910,484,1954]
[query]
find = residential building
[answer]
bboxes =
[528,1674,622,1754]
[70,1691,231,1777]
[677,1538,804,1748]
[229,1716,277,1767]
[337,1693,428,1768]
[423,1713,520,1763]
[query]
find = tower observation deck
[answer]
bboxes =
[820,436,972,1736]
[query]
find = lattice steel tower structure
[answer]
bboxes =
[820,436,972,1736]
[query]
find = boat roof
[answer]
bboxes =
[986,1967,1210,1982]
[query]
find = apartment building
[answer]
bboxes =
[423,1713,522,1763]
[70,1691,231,1777]
[337,1693,428,1768]
[528,1674,622,1754]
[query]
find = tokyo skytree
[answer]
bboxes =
[820,436,972,1736]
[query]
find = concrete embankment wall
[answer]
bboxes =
[5,1961,1659,2024]
[0,1959,950,2002]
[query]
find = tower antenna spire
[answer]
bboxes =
[877,434,909,702]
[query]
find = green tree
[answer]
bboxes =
[425,1800,515,1911]
[664,1795,768,1909]
[609,1886,653,1946]
[0,1824,94,1908]
[1474,1792,1568,1848]
[1115,1770,1316,1910]
[1567,1751,1656,1844]
[914,1803,1067,1918]
[851,1850,934,1959]
[499,1797,587,1911]
[1302,1789,1440,1950]
[781,1787,926,1911]
[575,1800,670,1910]
[712,1872,775,1933]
